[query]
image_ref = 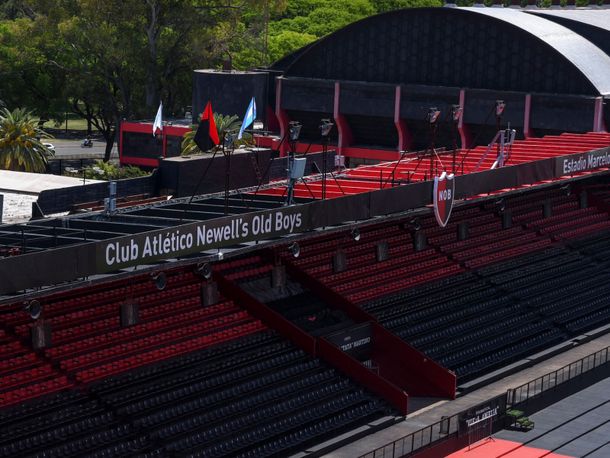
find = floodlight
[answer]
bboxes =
[217,250,224,261]
[288,121,302,142]
[223,131,235,149]
[24,300,42,320]
[319,119,334,138]
[427,108,441,124]
[195,262,213,280]
[350,228,361,242]
[561,184,571,196]
[495,198,506,212]
[410,218,422,231]
[288,242,300,258]
[151,272,167,291]
[451,105,463,123]
[495,100,506,117]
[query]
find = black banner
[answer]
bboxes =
[96,204,310,272]
[554,147,610,177]
[458,394,507,435]
[325,322,372,360]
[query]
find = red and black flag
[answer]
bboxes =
[194,101,220,151]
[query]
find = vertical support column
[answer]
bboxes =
[458,89,472,149]
[275,77,290,157]
[593,97,606,132]
[394,86,412,151]
[333,81,353,155]
[523,94,532,139]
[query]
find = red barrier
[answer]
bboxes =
[318,336,408,415]
[284,260,375,324]
[372,323,456,399]
[285,259,456,399]
[215,274,317,356]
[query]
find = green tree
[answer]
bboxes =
[374,0,442,12]
[0,18,68,125]
[260,0,442,64]
[0,107,54,172]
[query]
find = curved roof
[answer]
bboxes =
[282,7,610,96]
[528,10,610,32]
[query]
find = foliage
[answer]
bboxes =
[259,0,440,63]
[0,0,443,154]
[181,113,252,155]
[0,107,54,172]
[79,159,149,181]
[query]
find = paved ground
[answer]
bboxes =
[322,333,610,458]
[0,139,117,224]
[47,138,118,159]
[496,378,610,458]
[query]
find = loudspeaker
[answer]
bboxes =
[31,320,52,350]
[201,281,219,307]
[579,192,588,209]
[120,302,139,327]
[501,209,512,229]
[271,264,287,289]
[333,250,347,273]
[413,231,427,252]
[376,242,389,262]
[457,222,469,241]
[542,199,552,218]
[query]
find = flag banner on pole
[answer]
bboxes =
[238,97,257,140]
[194,101,220,151]
[152,102,163,136]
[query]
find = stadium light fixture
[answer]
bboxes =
[350,227,361,242]
[495,100,506,117]
[451,105,463,123]
[195,262,213,280]
[427,107,441,124]
[410,218,422,231]
[495,198,506,212]
[24,300,42,320]
[288,242,300,258]
[288,121,302,142]
[319,119,334,138]
[151,272,167,291]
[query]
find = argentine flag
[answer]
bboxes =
[238,97,256,140]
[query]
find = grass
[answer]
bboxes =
[41,117,89,131]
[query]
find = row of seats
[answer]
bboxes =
[0,323,395,457]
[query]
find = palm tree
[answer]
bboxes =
[0,107,54,172]
[181,113,252,156]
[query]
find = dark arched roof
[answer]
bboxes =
[282,7,610,96]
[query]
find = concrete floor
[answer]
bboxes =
[323,333,610,458]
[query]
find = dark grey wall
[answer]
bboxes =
[159,150,335,198]
[192,70,268,125]
[35,174,158,217]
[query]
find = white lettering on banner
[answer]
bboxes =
[466,407,498,427]
[105,240,139,266]
[101,211,304,269]
[275,211,302,232]
[562,151,610,175]
[340,337,371,352]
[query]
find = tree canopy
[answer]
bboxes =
[0,0,441,163]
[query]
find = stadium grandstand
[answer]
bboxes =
[2,4,610,458]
